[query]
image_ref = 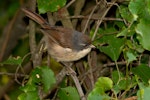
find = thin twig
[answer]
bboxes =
[15,53,31,84]
[82,1,101,34]
[92,0,118,41]
[79,61,127,80]
[28,0,39,68]
[69,16,123,21]
[88,54,94,88]
[65,64,86,100]
[51,88,59,100]
[66,0,76,8]
[0,72,27,77]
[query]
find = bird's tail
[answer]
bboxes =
[22,8,50,29]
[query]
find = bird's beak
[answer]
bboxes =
[90,45,96,48]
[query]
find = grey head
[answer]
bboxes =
[72,30,92,51]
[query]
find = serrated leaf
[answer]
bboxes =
[94,28,124,61]
[40,66,56,92]
[136,19,150,50]
[58,86,80,100]
[1,56,22,65]
[37,0,67,13]
[99,35,124,61]
[132,64,150,83]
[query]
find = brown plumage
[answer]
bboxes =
[22,8,94,62]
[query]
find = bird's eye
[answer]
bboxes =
[79,43,88,47]
[79,43,85,46]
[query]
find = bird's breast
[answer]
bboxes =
[47,43,92,62]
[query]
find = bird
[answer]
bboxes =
[22,8,94,62]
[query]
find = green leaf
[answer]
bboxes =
[28,67,42,85]
[37,0,67,13]
[129,0,150,21]
[113,78,133,92]
[119,5,133,22]
[94,28,124,61]
[117,25,135,37]
[112,71,135,92]
[118,79,129,90]
[1,56,22,65]
[137,86,150,100]
[87,87,110,100]
[147,0,150,13]
[147,0,150,14]
[20,84,37,93]
[129,0,144,15]
[128,0,144,20]
[117,28,128,37]
[136,19,150,50]
[125,50,137,63]
[132,64,150,83]
[112,71,124,84]
[19,66,55,95]
[40,66,56,92]
[95,77,113,92]
[58,86,80,100]
[88,88,110,100]
[125,40,144,53]
[112,85,120,95]
[99,34,124,61]
[18,92,39,100]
